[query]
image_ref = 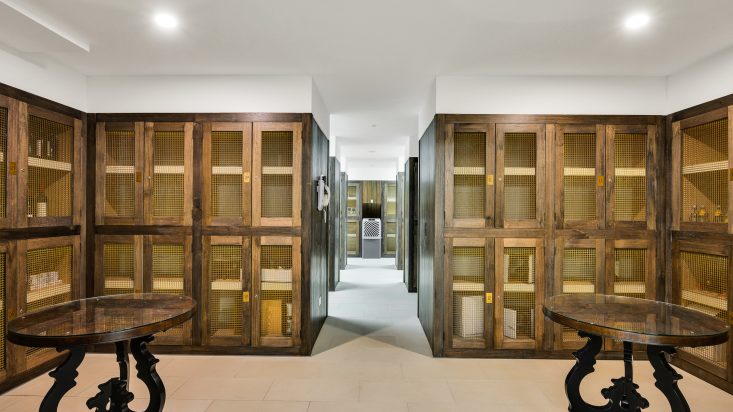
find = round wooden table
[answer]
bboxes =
[7,293,196,412]
[543,294,729,412]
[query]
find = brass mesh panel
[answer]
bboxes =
[385,184,397,217]
[261,131,293,218]
[503,247,536,340]
[103,242,135,295]
[562,247,596,343]
[385,222,397,253]
[0,107,7,218]
[0,253,5,371]
[209,245,242,337]
[452,246,484,341]
[680,251,729,368]
[212,131,243,217]
[347,184,359,217]
[260,245,293,338]
[614,249,646,298]
[27,115,73,218]
[153,131,185,218]
[564,133,596,221]
[26,245,73,357]
[454,132,486,219]
[152,243,185,340]
[105,129,135,217]
[505,133,537,220]
[615,133,647,221]
[347,221,358,254]
[682,119,728,223]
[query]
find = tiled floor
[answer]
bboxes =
[2,258,733,411]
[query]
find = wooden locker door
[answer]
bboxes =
[556,124,605,229]
[203,122,252,227]
[94,235,143,297]
[606,124,656,230]
[0,95,18,229]
[144,122,193,226]
[96,122,144,225]
[252,122,302,227]
[445,237,492,351]
[496,124,546,229]
[495,238,544,350]
[445,124,495,228]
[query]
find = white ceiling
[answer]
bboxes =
[3,0,733,171]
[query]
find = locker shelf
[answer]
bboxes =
[613,282,645,295]
[153,277,184,291]
[262,166,293,175]
[453,281,483,292]
[453,167,485,176]
[28,157,72,171]
[106,165,135,174]
[681,290,727,311]
[615,168,646,177]
[451,245,485,346]
[562,281,595,294]
[26,282,71,304]
[504,283,535,293]
[504,167,535,176]
[453,131,486,221]
[564,167,595,177]
[211,279,242,291]
[104,277,134,290]
[212,166,243,175]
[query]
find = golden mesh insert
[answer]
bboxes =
[562,247,596,342]
[212,131,243,217]
[505,133,537,220]
[347,184,359,217]
[680,251,729,368]
[152,243,185,339]
[452,246,484,342]
[103,242,135,295]
[0,253,5,372]
[26,245,73,357]
[153,131,185,218]
[260,245,293,338]
[682,118,728,223]
[454,132,486,219]
[261,131,293,218]
[615,133,647,221]
[503,247,536,340]
[0,107,7,218]
[210,245,242,337]
[105,129,135,217]
[385,184,397,217]
[385,222,397,254]
[27,115,73,218]
[347,221,359,254]
[614,249,646,298]
[563,133,596,221]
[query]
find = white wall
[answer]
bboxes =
[346,159,397,181]
[418,80,436,138]
[436,76,668,115]
[0,47,87,110]
[667,45,733,114]
[311,82,330,137]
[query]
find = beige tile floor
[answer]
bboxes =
[2,258,732,411]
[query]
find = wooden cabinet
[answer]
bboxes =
[347,221,360,257]
[253,123,301,227]
[495,238,544,350]
[346,182,361,219]
[203,236,251,346]
[203,123,252,226]
[0,97,15,229]
[606,239,656,300]
[95,235,143,296]
[445,237,491,350]
[672,107,732,232]
[382,182,397,257]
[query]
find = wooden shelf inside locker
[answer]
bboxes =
[27,283,71,304]
[262,166,293,175]
[563,167,595,177]
[212,166,244,175]
[682,289,728,311]
[453,167,485,176]
[682,161,728,175]
[613,281,646,295]
[261,282,293,291]
[504,167,536,176]
[453,281,483,292]
[153,165,185,174]
[504,283,535,293]
[211,279,242,291]
[615,168,646,177]
[105,165,135,174]
[153,277,184,291]
[104,277,134,290]
[562,281,595,294]
[28,156,72,172]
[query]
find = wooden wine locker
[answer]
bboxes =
[382,181,397,257]
[0,243,7,382]
[203,236,251,347]
[95,235,143,296]
[0,96,15,229]
[346,181,361,257]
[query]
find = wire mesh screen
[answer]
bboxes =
[505,133,537,220]
[26,245,73,357]
[385,184,397,217]
[680,251,729,368]
[362,219,382,239]
[212,131,243,217]
[452,246,485,342]
[682,118,728,224]
[0,107,7,218]
[152,243,186,339]
[210,244,242,337]
[260,245,293,338]
[103,242,135,295]
[614,133,647,221]
[564,133,596,221]
[503,247,536,340]
[454,132,486,219]
[347,221,359,254]
[0,253,5,371]
[27,115,73,218]
[261,131,293,218]
[105,129,136,217]
[385,222,397,253]
[614,248,646,298]
[153,131,185,218]
[562,247,596,343]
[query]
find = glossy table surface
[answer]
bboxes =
[543,294,729,346]
[8,293,196,347]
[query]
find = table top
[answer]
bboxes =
[543,294,730,347]
[8,294,196,347]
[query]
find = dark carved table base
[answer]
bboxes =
[566,331,690,412]
[40,336,165,412]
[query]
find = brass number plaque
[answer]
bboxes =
[486,292,493,304]
[597,175,604,187]
[242,291,250,303]
[486,175,494,186]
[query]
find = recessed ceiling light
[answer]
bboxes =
[368,150,376,153]
[154,13,178,29]
[624,12,650,30]
[371,124,377,127]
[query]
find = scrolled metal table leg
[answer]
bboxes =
[647,345,690,412]
[565,331,608,412]
[86,341,135,412]
[130,335,165,412]
[40,346,86,412]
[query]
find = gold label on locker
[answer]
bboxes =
[244,172,251,183]
[242,291,250,303]
[597,175,604,187]
[9,162,16,175]
[486,175,494,186]
[485,292,493,304]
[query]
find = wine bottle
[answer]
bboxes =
[36,186,48,217]
[714,205,722,223]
